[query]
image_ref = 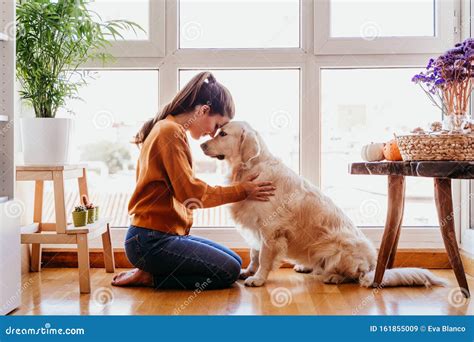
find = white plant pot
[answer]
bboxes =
[20,117,73,165]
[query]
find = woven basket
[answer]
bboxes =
[396,133,474,161]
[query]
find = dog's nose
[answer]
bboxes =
[200,142,208,151]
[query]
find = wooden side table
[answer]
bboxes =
[350,161,471,297]
[17,164,115,294]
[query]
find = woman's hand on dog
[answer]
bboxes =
[241,173,276,201]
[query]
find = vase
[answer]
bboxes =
[20,117,74,165]
[442,113,470,132]
[94,206,99,221]
[87,208,96,224]
[72,211,88,227]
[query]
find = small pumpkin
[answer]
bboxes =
[361,143,385,162]
[383,139,403,161]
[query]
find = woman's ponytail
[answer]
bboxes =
[133,71,234,146]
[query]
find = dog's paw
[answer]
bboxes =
[322,274,346,284]
[244,276,266,287]
[293,264,313,273]
[239,268,255,280]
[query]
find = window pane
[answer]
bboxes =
[180,69,300,227]
[330,0,435,38]
[321,68,440,227]
[179,0,300,48]
[87,0,149,40]
[54,70,159,227]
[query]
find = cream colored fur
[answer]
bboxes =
[201,121,447,288]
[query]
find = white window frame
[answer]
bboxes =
[314,0,455,55]
[460,0,474,254]
[77,0,467,251]
[104,0,166,57]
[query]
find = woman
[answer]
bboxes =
[112,72,275,290]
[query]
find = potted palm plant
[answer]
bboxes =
[16,0,142,165]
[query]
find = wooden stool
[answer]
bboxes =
[350,161,471,297]
[17,164,115,294]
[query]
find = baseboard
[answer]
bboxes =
[39,248,451,269]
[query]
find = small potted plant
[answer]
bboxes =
[82,195,96,223]
[72,205,88,227]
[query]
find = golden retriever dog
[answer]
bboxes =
[201,121,446,288]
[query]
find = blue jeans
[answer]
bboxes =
[124,225,242,290]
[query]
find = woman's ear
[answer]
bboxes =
[194,104,210,118]
[240,129,261,164]
[201,104,211,116]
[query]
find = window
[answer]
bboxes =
[321,68,440,227]
[51,0,460,249]
[179,0,300,48]
[315,0,454,54]
[180,69,300,227]
[53,70,159,227]
[330,0,435,38]
[88,0,165,57]
[87,0,150,40]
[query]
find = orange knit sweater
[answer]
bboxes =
[128,116,247,235]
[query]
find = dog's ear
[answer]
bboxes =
[240,129,261,164]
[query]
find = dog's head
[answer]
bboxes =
[200,121,261,164]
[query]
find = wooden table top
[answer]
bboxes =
[349,161,474,179]
[16,164,88,171]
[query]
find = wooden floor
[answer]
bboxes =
[12,268,473,315]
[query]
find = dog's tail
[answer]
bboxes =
[359,268,448,288]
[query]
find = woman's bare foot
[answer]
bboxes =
[111,268,153,287]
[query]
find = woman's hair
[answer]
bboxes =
[133,71,235,146]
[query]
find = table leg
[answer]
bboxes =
[78,168,89,204]
[52,171,67,234]
[77,234,91,294]
[386,190,405,269]
[101,223,115,273]
[373,175,406,287]
[31,180,44,272]
[434,178,470,298]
